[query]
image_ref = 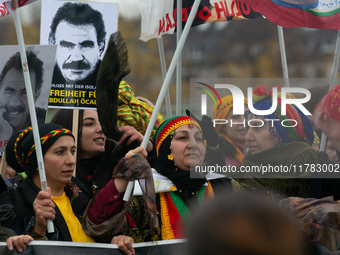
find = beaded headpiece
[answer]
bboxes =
[247,85,314,146]
[154,115,202,156]
[6,123,74,174]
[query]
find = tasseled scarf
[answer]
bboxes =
[160,181,214,240]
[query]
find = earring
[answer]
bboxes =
[168,153,174,160]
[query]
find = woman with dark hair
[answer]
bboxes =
[51,109,153,197]
[0,124,94,242]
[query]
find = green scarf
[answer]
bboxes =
[239,142,319,198]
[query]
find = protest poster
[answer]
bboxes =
[0,45,57,152]
[40,0,119,109]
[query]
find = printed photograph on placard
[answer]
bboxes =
[0,44,57,152]
[40,0,119,109]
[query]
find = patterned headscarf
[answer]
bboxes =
[248,85,314,146]
[118,81,164,139]
[315,84,340,122]
[213,95,248,165]
[6,123,74,175]
[154,116,206,193]
[154,115,202,156]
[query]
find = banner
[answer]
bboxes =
[0,239,187,255]
[0,0,36,18]
[139,0,263,41]
[40,0,119,109]
[241,0,340,30]
[0,45,57,152]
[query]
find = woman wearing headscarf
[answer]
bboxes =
[0,124,134,254]
[0,124,94,240]
[213,95,248,166]
[236,85,339,199]
[82,115,240,243]
[275,85,340,252]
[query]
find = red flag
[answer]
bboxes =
[139,0,263,42]
[241,0,340,30]
[0,0,36,18]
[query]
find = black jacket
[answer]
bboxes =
[0,177,91,241]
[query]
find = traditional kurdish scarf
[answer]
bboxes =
[249,85,314,146]
[240,142,319,197]
[6,123,74,174]
[83,154,160,240]
[160,180,214,240]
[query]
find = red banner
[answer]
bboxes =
[139,0,263,41]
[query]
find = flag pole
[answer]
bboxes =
[123,0,201,201]
[320,30,340,152]
[277,26,289,87]
[72,109,79,177]
[12,1,54,233]
[157,37,172,119]
[0,151,6,179]
[176,0,183,115]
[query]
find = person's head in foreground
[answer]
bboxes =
[6,123,75,194]
[154,115,207,192]
[245,85,314,155]
[186,192,305,255]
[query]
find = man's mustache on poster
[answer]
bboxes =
[62,60,91,70]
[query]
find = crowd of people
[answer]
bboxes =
[0,82,339,255]
[0,2,339,252]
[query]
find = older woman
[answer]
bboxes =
[237,85,339,199]
[81,115,239,243]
